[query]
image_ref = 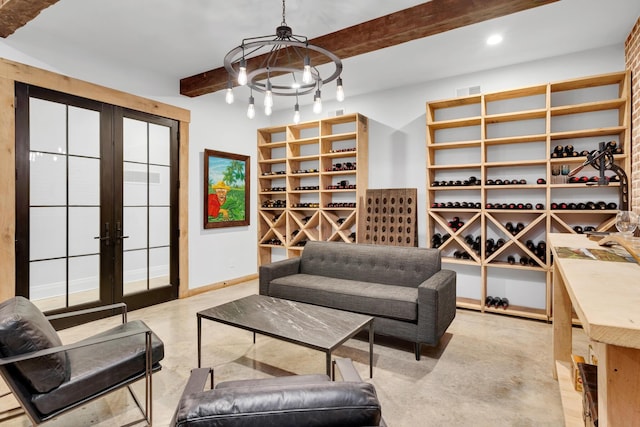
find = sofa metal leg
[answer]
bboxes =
[415,343,421,361]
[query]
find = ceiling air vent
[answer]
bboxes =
[328,108,346,117]
[456,85,481,97]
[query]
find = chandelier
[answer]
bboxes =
[223,0,344,122]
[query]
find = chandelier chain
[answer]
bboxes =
[281,0,287,27]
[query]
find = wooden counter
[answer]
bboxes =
[549,233,640,427]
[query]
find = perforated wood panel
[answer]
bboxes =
[358,188,417,246]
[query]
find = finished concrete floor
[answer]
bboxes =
[0,279,588,426]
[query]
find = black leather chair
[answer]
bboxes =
[0,296,164,426]
[171,358,385,427]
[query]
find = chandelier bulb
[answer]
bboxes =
[313,90,322,114]
[302,56,312,84]
[336,77,345,102]
[225,88,234,104]
[264,80,274,108]
[238,58,248,86]
[247,95,255,119]
[293,104,301,124]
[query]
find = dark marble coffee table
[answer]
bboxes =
[197,294,374,377]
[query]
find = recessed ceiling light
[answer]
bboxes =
[487,34,503,45]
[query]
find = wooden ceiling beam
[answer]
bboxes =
[0,0,59,38]
[180,0,559,98]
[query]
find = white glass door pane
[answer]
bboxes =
[149,207,169,247]
[123,249,148,295]
[30,259,66,311]
[68,106,100,158]
[123,206,147,250]
[30,207,66,260]
[149,123,170,166]
[69,255,100,306]
[123,162,148,206]
[30,153,66,206]
[149,165,170,206]
[123,118,148,163]
[68,207,100,256]
[29,98,66,154]
[69,157,100,206]
[149,247,169,289]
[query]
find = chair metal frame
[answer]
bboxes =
[0,303,158,426]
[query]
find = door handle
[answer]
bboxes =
[94,222,110,246]
[115,221,129,242]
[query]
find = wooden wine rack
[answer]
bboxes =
[257,113,369,265]
[426,71,631,321]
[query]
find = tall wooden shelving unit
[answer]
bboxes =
[257,113,369,265]
[426,71,631,321]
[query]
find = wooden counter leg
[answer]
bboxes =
[552,264,573,379]
[596,342,640,427]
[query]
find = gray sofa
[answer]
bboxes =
[259,241,456,360]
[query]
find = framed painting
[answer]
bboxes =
[203,149,250,228]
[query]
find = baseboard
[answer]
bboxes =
[179,273,258,298]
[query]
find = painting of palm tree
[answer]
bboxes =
[203,149,250,228]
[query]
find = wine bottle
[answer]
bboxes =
[505,222,514,233]
[507,255,516,265]
[500,298,509,310]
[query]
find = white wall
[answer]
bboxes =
[0,40,625,291]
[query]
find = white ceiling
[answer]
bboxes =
[3,0,640,101]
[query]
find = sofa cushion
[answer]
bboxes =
[269,274,418,322]
[31,320,164,415]
[0,297,68,393]
[174,381,381,427]
[299,241,441,288]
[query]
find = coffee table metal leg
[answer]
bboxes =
[369,323,374,378]
[326,352,332,378]
[197,315,202,368]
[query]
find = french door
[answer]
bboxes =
[15,84,179,323]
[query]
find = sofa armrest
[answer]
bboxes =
[259,257,301,295]
[417,269,457,345]
[0,326,154,366]
[169,368,213,427]
[46,302,128,324]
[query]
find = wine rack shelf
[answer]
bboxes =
[426,71,631,321]
[257,113,369,265]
